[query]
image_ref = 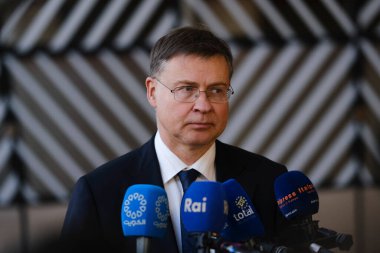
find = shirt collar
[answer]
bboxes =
[154,131,216,183]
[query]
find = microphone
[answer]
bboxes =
[274,171,353,252]
[221,179,265,242]
[121,184,169,253]
[316,227,354,251]
[274,170,319,221]
[181,181,227,252]
[221,179,289,253]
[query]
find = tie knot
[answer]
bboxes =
[178,169,200,192]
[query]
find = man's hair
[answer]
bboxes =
[149,26,233,78]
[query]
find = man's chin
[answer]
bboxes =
[185,132,218,146]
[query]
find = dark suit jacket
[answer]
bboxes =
[61,136,288,252]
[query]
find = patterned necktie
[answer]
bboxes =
[178,169,200,192]
[178,169,200,253]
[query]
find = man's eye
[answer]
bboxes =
[177,86,197,92]
[209,87,226,94]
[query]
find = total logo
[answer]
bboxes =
[233,196,254,222]
[184,197,207,213]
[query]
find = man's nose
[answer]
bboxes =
[193,91,212,111]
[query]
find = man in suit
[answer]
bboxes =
[61,26,288,253]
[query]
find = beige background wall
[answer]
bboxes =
[1,188,379,253]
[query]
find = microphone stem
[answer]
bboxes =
[197,247,210,253]
[136,237,150,253]
[309,243,333,253]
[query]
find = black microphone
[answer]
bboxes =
[274,171,353,252]
[317,227,353,251]
[121,184,169,253]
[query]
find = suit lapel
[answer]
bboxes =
[134,136,165,187]
[134,136,180,253]
[215,140,245,182]
[214,140,258,199]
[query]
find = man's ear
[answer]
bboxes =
[146,77,157,108]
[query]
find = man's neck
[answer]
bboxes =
[157,132,214,165]
[171,143,214,165]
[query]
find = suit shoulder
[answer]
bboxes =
[216,140,287,174]
[85,139,154,181]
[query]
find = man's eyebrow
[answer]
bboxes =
[173,80,198,86]
[174,80,229,86]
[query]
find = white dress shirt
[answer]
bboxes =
[154,131,216,253]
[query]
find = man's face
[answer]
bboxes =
[146,54,231,150]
